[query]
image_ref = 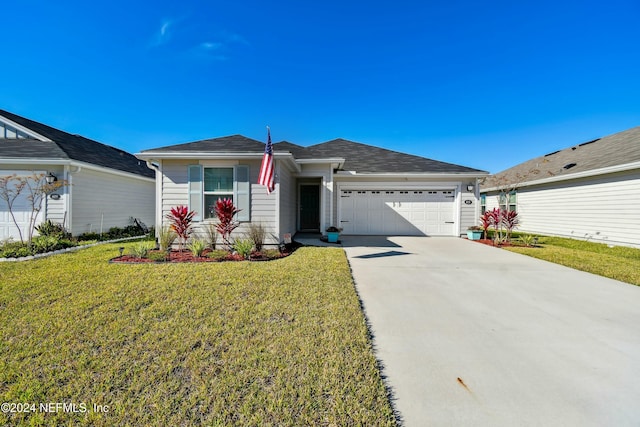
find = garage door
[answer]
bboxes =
[0,173,44,241]
[339,189,456,236]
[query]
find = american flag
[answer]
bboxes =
[258,127,275,194]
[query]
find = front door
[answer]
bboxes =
[299,184,320,231]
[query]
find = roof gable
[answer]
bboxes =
[0,109,153,178]
[484,126,640,188]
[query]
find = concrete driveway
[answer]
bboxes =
[342,236,640,426]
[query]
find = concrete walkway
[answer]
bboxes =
[343,236,640,426]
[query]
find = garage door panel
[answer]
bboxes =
[339,189,456,236]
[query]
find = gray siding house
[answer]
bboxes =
[136,135,488,242]
[0,109,155,239]
[481,126,640,248]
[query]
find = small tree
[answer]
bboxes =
[213,198,241,250]
[165,205,195,252]
[0,173,67,245]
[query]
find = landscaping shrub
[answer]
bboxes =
[34,219,68,238]
[158,226,177,251]
[207,249,231,261]
[233,238,253,259]
[187,238,207,257]
[202,222,218,249]
[247,222,267,251]
[0,241,32,258]
[129,241,154,259]
[214,198,240,250]
[166,205,196,252]
[147,251,169,262]
[30,235,74,253]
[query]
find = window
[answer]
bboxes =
[204,168,234,219]
[480,194,486,214]
[499,191,517,212]
[188,165,250,222]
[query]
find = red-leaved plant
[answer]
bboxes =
[165,205,196,252]
[479,210,493,240]
[480,208,519,244]
[501,209,520,241]
[213,198,241,250]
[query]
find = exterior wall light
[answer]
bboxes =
[466,184,474,192]
[45,172,58,184]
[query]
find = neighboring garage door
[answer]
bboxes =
[0,172,44,241]
[339,189,456,236]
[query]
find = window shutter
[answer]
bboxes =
[235,165,250,221]
[188,165,202,222]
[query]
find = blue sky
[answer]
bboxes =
[2,0,639,173]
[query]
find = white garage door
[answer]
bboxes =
[339,189,456,236]
[0,173,44,241]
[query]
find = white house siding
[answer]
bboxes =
[160,159,279,244]
[298,163,333,231]
[277,162,296,240]
[483,170,640,248]
[333,177,478,236]
[71,167,155,235]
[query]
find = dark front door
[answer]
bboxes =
[299,184,320,231]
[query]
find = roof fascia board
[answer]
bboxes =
[0,158,70,166]
[136,152,277,160]
[0,114,52,142]
[482,161,640,192]
[296,158,346,164]
[68,160,155,182]
[136,152,301,173]
[0,158,154,181]
[335,171,489,179]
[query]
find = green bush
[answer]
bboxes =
[147,251,168,262]
[0,241,32,258]
[207,249,231,261]
[233,238,254,259]
[158,226,177,251]
[187,238,207,257]
[35,220,68,238]
[129,242,154,259]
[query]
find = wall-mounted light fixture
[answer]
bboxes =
[45,172,58,185]
[466,184,474,192]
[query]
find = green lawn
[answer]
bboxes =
[0,243,396,426]
[505,235,640,286]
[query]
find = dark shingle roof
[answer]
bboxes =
[141,135,266,153]
[272,141,312,158]
[483,126,640,188]
[0,109,154,178]
[307,139,486,174]
[143,135,486,174]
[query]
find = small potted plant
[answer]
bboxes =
[325,226,342,243]
[467,226,483,241]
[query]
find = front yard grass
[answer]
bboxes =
[0,243,396,426]
[505,236,640,286]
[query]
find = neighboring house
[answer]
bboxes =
[0,109,155,240]
[136,135,487,243]
[481,126,640,248]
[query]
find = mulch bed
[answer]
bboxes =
[471,238,537,248]
[110,243,301,264]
